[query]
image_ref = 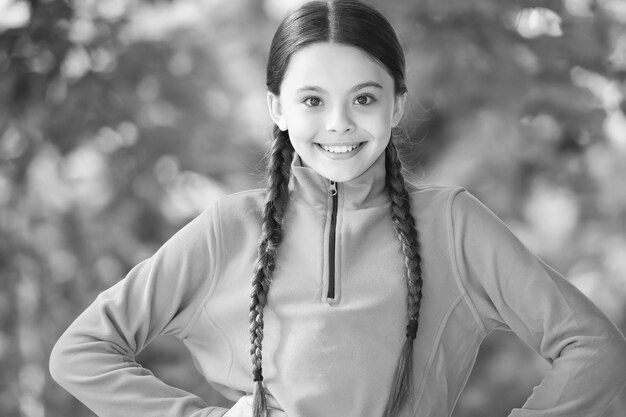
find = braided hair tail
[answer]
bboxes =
[383,335,415,417]
[250,127,294,417]
[252,378,267,417]
[382,138,423,417]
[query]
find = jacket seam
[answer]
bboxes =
[446,188,488,336]
[411,293,464,414]
[200,202,233,388]
[179,204,223,338]
[201,306,235,389]
[216,188,265,201]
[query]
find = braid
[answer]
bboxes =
[383,138,424,417]
[249,127,294,417]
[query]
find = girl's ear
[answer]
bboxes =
[392,92,407,127]
[267,91,288,131]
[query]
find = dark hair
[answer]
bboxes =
[266,0,407,96]
[250,1,422,417]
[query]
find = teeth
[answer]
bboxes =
[320,143,361,153]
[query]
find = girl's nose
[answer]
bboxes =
[325,104,355,133]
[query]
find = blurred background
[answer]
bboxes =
[1,0,625,416]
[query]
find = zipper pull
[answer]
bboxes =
[329,180,337,196]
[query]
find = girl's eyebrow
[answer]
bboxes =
[295,81,384,93]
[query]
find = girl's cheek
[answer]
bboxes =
[359,113,390,136]
[290,117,321,136]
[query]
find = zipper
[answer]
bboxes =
[328,180,338,300]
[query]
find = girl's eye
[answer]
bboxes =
[355,94,375,105]
[303,96,323,107]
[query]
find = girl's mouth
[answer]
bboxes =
[316,142,365,154]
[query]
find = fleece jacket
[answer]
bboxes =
[50,152,626,417]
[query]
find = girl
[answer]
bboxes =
[49,1,626,416]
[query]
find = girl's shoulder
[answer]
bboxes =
[207,188,267,223]
[407,183,467,210]
[215,187,267,206]
[409,183,466,195]
[406,184,494,228]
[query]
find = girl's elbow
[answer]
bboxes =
[48,333,77,389]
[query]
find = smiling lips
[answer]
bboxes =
[317,142,365,154]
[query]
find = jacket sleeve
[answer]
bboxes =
[49,205,228,417]
[450,189,626,416]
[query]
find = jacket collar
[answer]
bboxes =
[289,151,390,210]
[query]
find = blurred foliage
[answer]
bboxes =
[1,0,625,416]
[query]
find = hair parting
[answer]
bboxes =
[266,0,406,96]
[249,127,294,417]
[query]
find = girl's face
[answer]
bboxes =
[267,42,406,183]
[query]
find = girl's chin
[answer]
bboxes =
[297,149,376,182]
[313,165,367,183]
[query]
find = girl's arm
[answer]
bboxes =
[49,206,228,417]
[450,189,626,416]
